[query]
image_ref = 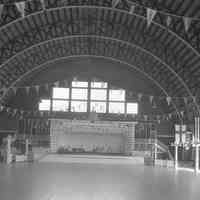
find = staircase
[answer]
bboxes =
[133,138,174,161]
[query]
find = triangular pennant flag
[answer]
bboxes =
[112,0,121,8]
[35,85,40,95]
[0,4,4,20]
[192,96,196,103]
[25,86,30,95]
[45,83,49,91]
[13,109,18,115]
[147,8,157,27]
[12,87,17,95]
[180,110,184,117]
[138,93,143,101]
[0,105,4,112]
[15,2,26,18]
[129,5,135,14]
[183,17,192,32]
[149,96,154,104]
[54,81,60,87]
[6,107,11,113]
[64,80,68,87]
[40,111,44,117]
[166,16,172,27]
[166,96,172,106]
[40,0,46,10]
[183,97,188,105]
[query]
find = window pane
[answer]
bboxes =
[71,88,88,100]
[91,81,107,88]
[53,88,69,99]
[109,102,125,114]
[52,100,69,111]
[90,102,106,113]
[126,103,138,114]
[71,101,87,112]
[39,99,50,111]
[72,81,88,88]
[90,89,107,100]
[109,90,125,101]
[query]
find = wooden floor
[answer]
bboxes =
[0,159,200,200]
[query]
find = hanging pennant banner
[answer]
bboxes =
[12,87,17,95]
[147,8,157,27]
[183,97,188,105]
[138,93,143,101]
[35,85,40,95]
[149,95,154,104]
[64,80,68,87]
[112,0,121,8]
[192,96,196,104]
[25,86,30,95]
[129,5,135,14]
[45,83,49,91]
[166,96,172,106]
[180,110,184,117]
[0,105,4,112]
[40,111,44,117]
[6,107,11,113]
[54,81,60,87]
[13,109,18,115]
[166,15,172,27]
[15,1,26,18]
[183,17,192,32]
[0,4,4,20]
[40,0,46,10]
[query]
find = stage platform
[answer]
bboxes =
[38,153,144,165]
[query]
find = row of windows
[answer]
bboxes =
[71,81,108,88]
[39,99,138,114]
[39,82,138,114]
[53,87,125,101]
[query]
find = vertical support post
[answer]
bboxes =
[154,141,157,160]
[195,145,199,173]
[198,117,200,142]
[175,145,178,169]
[25,138,29,155]
[6,135,12,164]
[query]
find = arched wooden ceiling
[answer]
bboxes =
[0,0,200,113]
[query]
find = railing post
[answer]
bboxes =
[175,144,178,169]
[154,140,157,161]
[195,145,199,173]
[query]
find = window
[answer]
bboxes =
[90,89,107,101]
[71,88,88,100]
[72,81,88,88]
[90,102,106,113]
[91,81,107,88]
[109,102,125,114]
[126,103,138,114]
[52,100,69,111]
[39,99,50,111]
[53,88,69,99]
[71,101,87,112]
[109,89,125,101]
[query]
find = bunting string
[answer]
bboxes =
[1,78,199,105]
[0,102,180,123]
[0,0,199,22]
[126,0,200,22]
